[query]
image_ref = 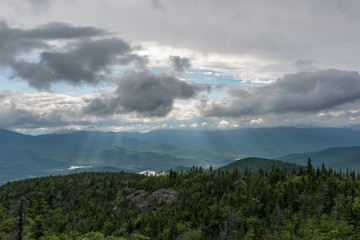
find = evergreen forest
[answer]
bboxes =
[1,159,360,239]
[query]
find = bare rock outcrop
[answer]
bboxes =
[120,188,178,213]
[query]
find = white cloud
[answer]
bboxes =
[250,118,263,124]
[136,42,282,84]
[203,71,213,75]
[201,122,208,126]
[218,120,229,127]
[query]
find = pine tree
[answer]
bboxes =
[306,158,314,177]
[30,194,47,239]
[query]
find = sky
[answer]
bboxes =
[2,0,360,134]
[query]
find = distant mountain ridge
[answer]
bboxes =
[279,146,360,171]
[4,127,360,157]
[2,127,360,183]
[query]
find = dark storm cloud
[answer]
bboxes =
[169,56,192,75]
[85,71,206,117]
[10,38,135,89]
[201,69,360,117]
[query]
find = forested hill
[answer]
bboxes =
[279,146,360,171]
[1,161,360,239]
[217,157,301,173]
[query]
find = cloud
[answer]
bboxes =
[0,20,204,119]
[27,0,51,5]
[0,21,148,90]
[293,59,318,71]
[0,91,89,129]
[10,38,138,89]
[3,1,360,76]
[2,86,360,133]
[169,56,192,75]
[1,0,55,14]
[150,0,165,11]
[84,70,206,117]
[201,69,360,117]
[0,21,104,63]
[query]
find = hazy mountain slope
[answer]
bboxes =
[0,146,69,183]
[0,129,238,183]
[217,157,301,173]
[6,127,360,157]
[279,146,360,171]
[95,146,235,171]
[2,127,360,183]
[136,127,360,157]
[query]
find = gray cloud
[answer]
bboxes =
[0,21,148,90]
[3,1,360,73]
[150,0,165,11]
[169,56,192,75]
[0,21,104,63]
[2,89,360,132]
[85,71,206,117]
[28,0,51,5]
[10,38,136,89]
[293,59,318,72]
[201,69,360,117]
[0,19,203,118]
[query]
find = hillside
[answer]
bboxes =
[279,146,360,171]
[217,157,301,173]
[0,164,358,239]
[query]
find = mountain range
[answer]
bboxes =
[280,146,360,171]
[2,127,360,183]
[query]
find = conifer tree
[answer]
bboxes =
[307,158,314,176]
[30,194,47,239]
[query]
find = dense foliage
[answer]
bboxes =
[1,160,360,239]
